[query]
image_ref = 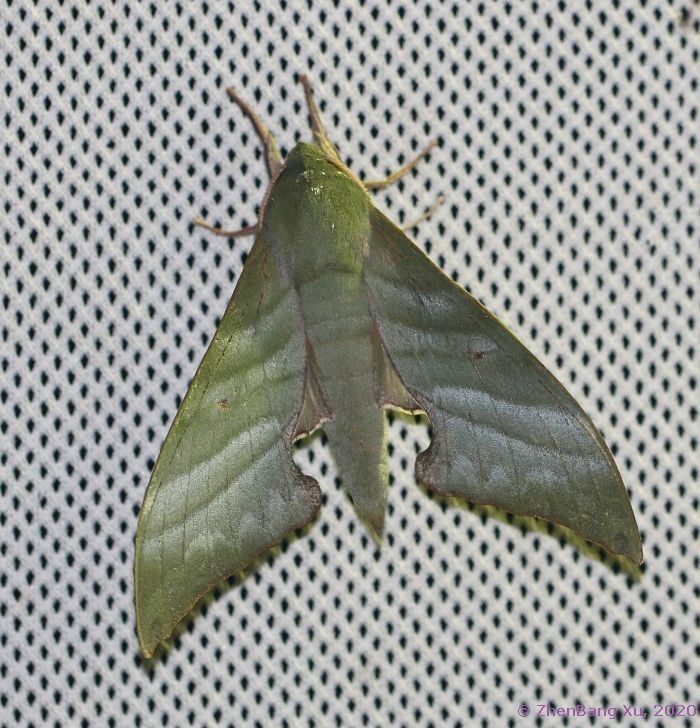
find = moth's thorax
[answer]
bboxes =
[261,142,371,275]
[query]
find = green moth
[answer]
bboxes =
[134,76,643,658]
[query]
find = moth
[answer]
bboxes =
[134,76,643,658]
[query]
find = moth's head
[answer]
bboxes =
[285,141,366,192]
[285,141,330,168]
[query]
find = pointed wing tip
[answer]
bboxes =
[601,527,642,566]
[617,531,644,567]
[605,509,643,566]
[139,643,156,660]
[136,621,160,660]
[629,536,644,566]
[135,602,169,660]
[612,543,643,567]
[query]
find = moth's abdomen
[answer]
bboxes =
[298,261,389,532]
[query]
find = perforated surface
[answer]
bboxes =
[2,2,698,726]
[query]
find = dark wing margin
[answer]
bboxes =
[364,209,643,565]
[134,237,321,658]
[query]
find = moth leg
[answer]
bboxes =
[194,218,258,238]
[226,87,283,176]
[299,74,344,165]
[364,139,438,190]
[402,194,445,232]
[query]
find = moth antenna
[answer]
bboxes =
[299,74,343,165]
[226,87,283,176]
